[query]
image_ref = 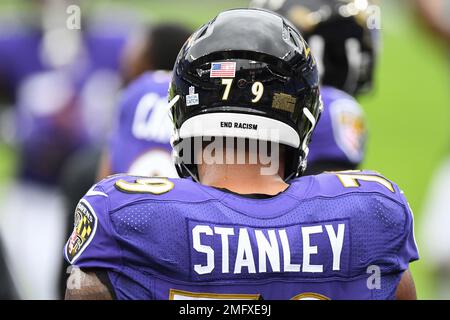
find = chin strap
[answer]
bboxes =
[180,163,200,184]
[172,135,201,183]
[284,171,296,182]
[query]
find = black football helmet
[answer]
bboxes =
[251,0,379,96]
[169,8,322,181]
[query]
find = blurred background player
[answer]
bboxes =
[0,0,140,299]
[58,22,191,297]
[415,0,450,299]
[97,23,192,179]
[251,0,379,174]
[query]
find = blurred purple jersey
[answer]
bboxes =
[1,22,130,184]
[308,86,367,167]
[65,171,418,300]
[109,71,177,177]
[0,28,44,97]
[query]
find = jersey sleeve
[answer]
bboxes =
[64,183,122,271]
[328,96,367,165]
[349,173,419,273]
[394,187,419,271]
[308,88,367,167]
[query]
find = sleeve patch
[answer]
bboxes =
[329,99,367,164]
[65,200,98,264]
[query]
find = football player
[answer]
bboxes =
[251,0,378,174]
[64,9,418,300]
[97,23,191,179]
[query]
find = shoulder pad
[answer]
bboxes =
[308,170,405,201]
[305,170,419,272]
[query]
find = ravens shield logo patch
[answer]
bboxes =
[65,200,97,263]
[330,100,367,164]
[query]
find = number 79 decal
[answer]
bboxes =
[221,79,264,103]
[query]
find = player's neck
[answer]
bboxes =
[198,163,289,196]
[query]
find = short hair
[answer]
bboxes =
[145,23,192,71]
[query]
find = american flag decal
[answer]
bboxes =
[210,62,236,78]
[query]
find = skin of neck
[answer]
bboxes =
[197,144,289,195]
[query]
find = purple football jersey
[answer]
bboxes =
[109,71,177,177]
[65,171,418,300]
[0,27,45,96]
[308,86,367,166]
[2,22,130,184]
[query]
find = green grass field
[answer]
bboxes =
[1,0,449,299]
